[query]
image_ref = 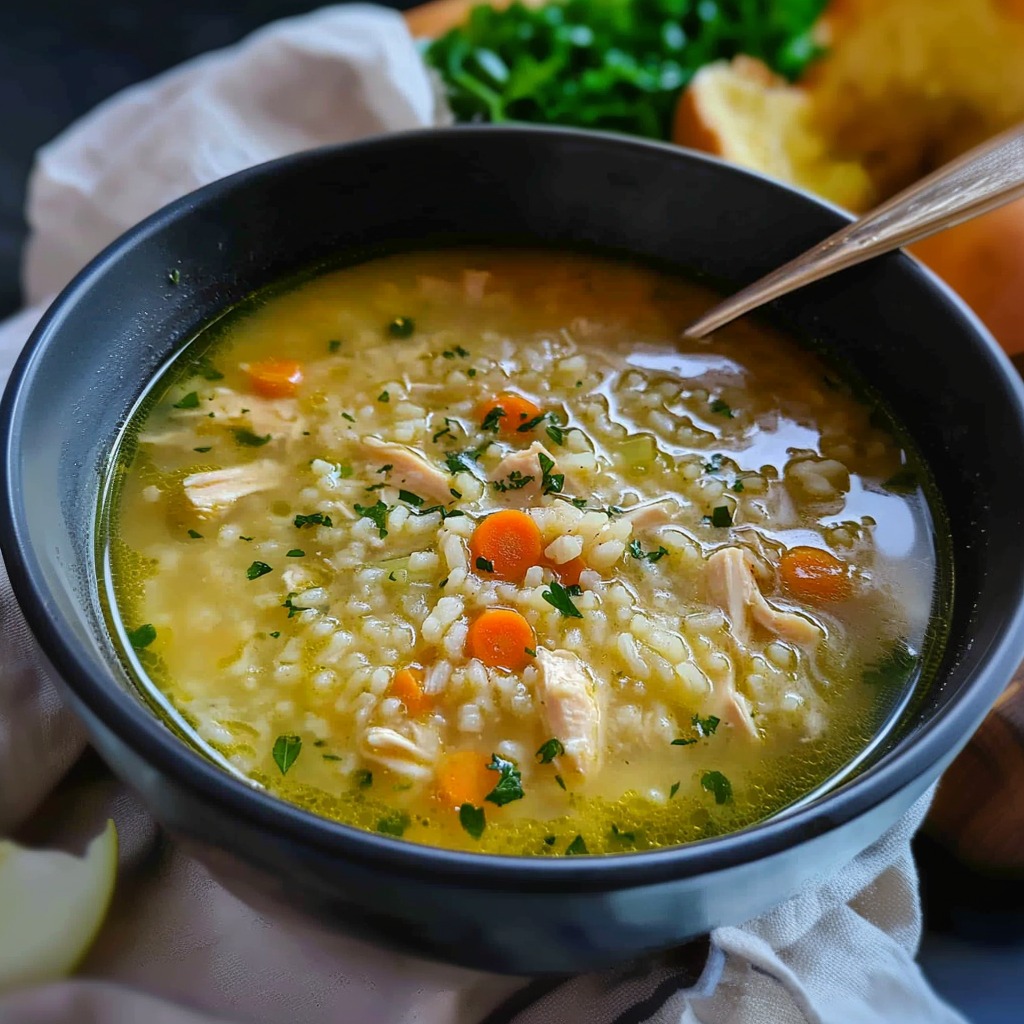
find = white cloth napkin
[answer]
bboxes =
[0,5,969,1023]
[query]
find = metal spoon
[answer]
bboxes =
[684,121,1024,339]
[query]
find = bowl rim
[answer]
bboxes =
[5,123,1024,890]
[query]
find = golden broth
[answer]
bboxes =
[101,250,943,856]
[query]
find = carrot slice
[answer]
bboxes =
[436,750,494,809]
[470,510,544,583]
[552,556,587,588]
[466,608,535,671]
[246,359,303,398]
[780,546,850,602]
[387,667,432,717]
[477,393,542,437]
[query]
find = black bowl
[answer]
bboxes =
[4,127,1024,975]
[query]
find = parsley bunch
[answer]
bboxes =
[425,0,828,140]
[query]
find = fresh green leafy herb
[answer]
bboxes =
[173,391,199,409]
[355,768,373,788]
[543,835,557,846]
[669,781,680,798]
[365,483,386,492]
[399,489,425,507]
[128,623,156,650]
[450,487,462,499]
[524,646,537,658]
[492,470,534,492]
[354,500,390,538]
[710,505,733,528]
[193,446,212,453]
[862,640,918,689]
[328,339,342,353]
[377,464,393,475]
[703,453,724,474]
[233,428,271,447]
[538,452,564,495]
[388,316,415,339]
[485,754,525,806]
[246,561,273,580]
[167,268,180,285]
[883,468,919,494]
[671,737,697,747]
[565,835,588,856]
[701,770,733,805]
[628,539,668,562]
[239,536,254,542]
[459,803,486,839]
[475,556,495,573]
[693,714,721,737]
[554,774,566,791]
[342,412,355,423]
[433,425,452,442]
[445,449,480,475]
[467,368,477,378]
[269,631,281,638]
[286,549,304,558]
[546,423,564,446]
[322,754,343,761]
[536,738,564,764]
[732,480,745,492]
[376,811,411,837]
[378,390,390,403]
[282,593,309,618]
[710,398,734,418]
[294,512,333,529]
[610,823,636,842]
[272,734,301,775]
[566,584,583,597]
[438,576,449,589]
[542,579,583,618]
[481,406,505,433]
[187,529,203,539]
[517,412,547,432]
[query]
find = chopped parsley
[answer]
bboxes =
[341,412,356,423]
[459,803,486,839]
[239,536,254,542]
[546,424,564,446]
[701,770,733,805]
[467,368,477,377]
[412,505,465,520]
[432,426,452,442]
[450,488,462,499]
[863,640,918,689]
[671,737,697,747]
[485,754,524,806]
[167,268,180,285]
[480,406,505,433]
[710,505,733,528]
[554,774,566,791]
[377,464,393,474]
[233,428,271,447]
[127,623,156,650]
[438,576,449,589]
[387,316,415,339]
[398,489,425,507]
[710,398,735,418]
[378,390,390,403]
[693,714,721,737]
[376,811,410,837]
[294,512,333,529]
[475,556,495,573]
[322,754,343,761]
[187,529,203,539]
[193,446,212,453]
[883,468,919,494]
[524,646,537,658]
[445,449,481,475]
[517,412,547,433]
[354,768,373,788]
[172,391,199,410]
[286,549,304,558]
[538,452,564,495]
[732,480,745,493]
[543,835,557,846]
[246,561,273,580]
[669,781,680,799]
[565,835,589,856]
[610,823,636,843]
[272,734,301,775]
[628,539,668,563]
[328,339,342,353]
[535,738,564,764]
[492,470,534,492]
[354,500,391,538]
[282,593,309,618]
[443,345,471,359]
[703,453,724,474]
[542,580,583,619]
[269,631,281,638]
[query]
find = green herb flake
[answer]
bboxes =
[294,512,333,529]
[272,734,301,775]
[701,770,733,805]
[187,529,203,539]
[355,768,373,789]
[710,398,735,418]
[481,406,505,433]
[322,754,343,762]
[269,631,281,638]
[565,835,589,856]
[286,549,305,558]
[172,391,199,410]
[378,390,390,403]
[669,781,680,799]
[732,480,745,493]
[167,268,180,285]
[246,561,273,581]
[459,803,486,839]
[388,316,415,339]
[710,505,733,528]
[342,412,356,423]
[671,737,697,747]
[611,823,636,843]
[475,556,495,573]
[517,412,547,433]
[398,489,425,507]
[233,428,272,447]
[693,714,721,737]
[239,536,254,542]
[281,593,308,618]
[485,754,524,806]
[542,579,583,619]
[376,810,411,837]
[543,835,557,846]
[467,368,477,378]
[438,576,449,589]
[524,647,537,658]
[354,500,391,538]
[450,488,462,499]
[863,640,919,688]
[432,426,452,442]
[628,539,668,563]
[538,452,564,495]
[193,446,212,453]
[127,623,157,650]
[703,453,724,474]
[535,738,564,764]
[445,450,480,475]
[328,339,342,353]
[554,774,566,791]
[492,470,535,493]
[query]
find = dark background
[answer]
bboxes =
[1,2,1023,1020]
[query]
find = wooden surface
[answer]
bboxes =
[406,0,1024,873]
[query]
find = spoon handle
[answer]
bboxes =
[684,120,1024,339]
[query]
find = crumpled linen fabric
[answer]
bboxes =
[0,5,967,1023]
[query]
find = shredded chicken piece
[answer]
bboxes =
[173,388,305,441]
[489,441,560,500]
[620,498,680,530]
[702,653,759,739]
[183,460,281,513]
[359,436,452,502]
[705,547,822,647]
[535,648,602,774]
[360,726,434,781]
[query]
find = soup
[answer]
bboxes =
[100,250,944,856]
